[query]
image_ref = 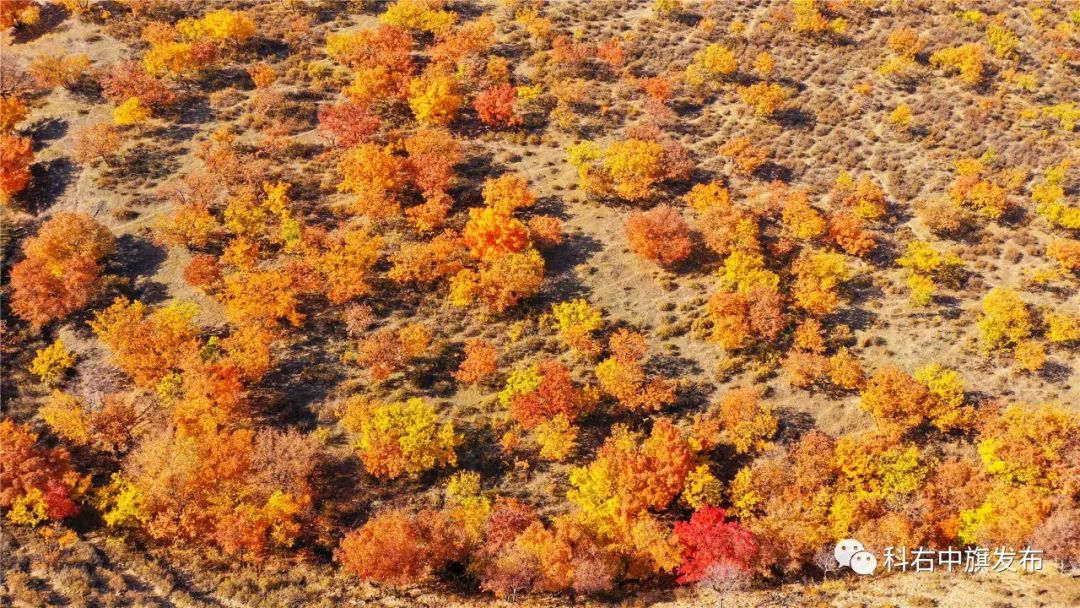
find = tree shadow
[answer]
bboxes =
[24,157,77,214]
[109,234,168,303]
[540,231,602,303]
[26,117,68,149]
[8,3,70,44]
[1039,361,1072,384]
[775,408,817,444]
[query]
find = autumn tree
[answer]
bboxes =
[832,173,886,221]
[568,130,690,202]
[977,287,1032,352]
[930,43,985,86]
[828,347,865,390]
[976,403,1078,493]
[71,122,123,166]
[309,224,383,303]
[0,95,28,132]
[528,215,562,249]
[381,0,457,35]
[102,427,317,557]
[475,84,521,127]
[791,248,849,316]
[1047,238,1080,272]
[338,508,467,586]
[780,189,826,241]
[449,248,545,313]
[98,61,177,110]
[317,100,379,148]
[403,127,461,211]
[567,419,690,575]
[859,366,931,434]
[0,1,37,30]
[896,240,964,306]
[140,22,219,79]
[408,67,463,126]
[0,419,86,526]
[717,136,767,176]
[337,142,408,217]
[339,396,459,479]
[738,82,789,118]
[10,212,116,327]
[463,206,529,260]
[673,506,757,585]
[691,387,778,454]
[946,158,1016,221]
[625,204,692,267]
[221,268,306,330]
[551,299,604,357]
[30,340,76,385]
[727,431,836,571]
[89,297,200,387]
[482,173,536,213]
[706,285,784,351]
[113,97,152,126]
[355,323,430,382]
[1,133,33,206]
[388,230,466,284]
[685,43,738,87]
[331,24,415,105]
[596,329,676,411]
[827,212,875,257]
[29,53,89,89]
[499,359,592,429]
[454,339,498,384]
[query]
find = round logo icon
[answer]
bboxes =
[850,550,878,575]
[834,538,866,568]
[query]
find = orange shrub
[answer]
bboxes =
[338,508,467,586]
[717,136,767,175]
[1,134,33,205]
[482,173,536,213]
[449,248,545,313]
[474,84,520,127]
[71,122,123,166]
[625,204,692,267]
[463,206,529,260]
[454,339,498,384]
[10,213,116,328]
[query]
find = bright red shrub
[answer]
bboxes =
[673,506,757,584]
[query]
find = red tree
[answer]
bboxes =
[474,84,520,127]
[673,506,757,584]
[98,61,177,110]
[317,101,380,148]
[0,419,83,523]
